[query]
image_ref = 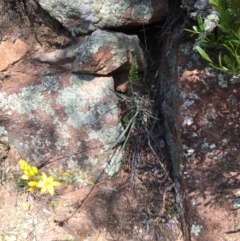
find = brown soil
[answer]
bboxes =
[0,1,182,241]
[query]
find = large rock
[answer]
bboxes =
[0,69,123,178]
[37,0,169,35]
[161,41,240,241]
[34,30,146,75]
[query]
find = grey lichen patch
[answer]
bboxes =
[57,84,97,129]
[88,122,123,148]
[55,140,68,151]
[53,117,71,139]
[67,157,81,170]
[180,92,187,99]
[207,152,214,158]
[0,76,60,120]
[0,92,8,111]
[18,140,31,162]
[191,224,202,236]
[194,0,207,10]
[191,198,196,205]
[192,132,198,138]
[57,74,115,129]
[132,4,153,21]
[192,52,200,61]
[230,75,240,84]
[209,143,216,149]
[97,102,117,116]
[183,144,194,156]
[201,142,209,149]
[0,126,8,142]
[41,68,51,76]
[205,67,220,78]
[181,99,194,110]
[179,42,192,55]
[16,129,52,163]
[0,73,64,119]
[21,142,30,151]
[233,198,240,209]
[218,74,229,88]
[79,3,98,23]
[205,121,213,128]
[187,148,194,156]
[40,76,61,92]
[189,93,199,99]
[183,116,193,126]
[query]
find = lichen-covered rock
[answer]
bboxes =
[37,0,169,35]
[0,39,28,71]
[161,41,240,241]
[34,30,146,75]
[0,70,123,178]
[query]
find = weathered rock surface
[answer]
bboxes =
[37,0,169,35]
[0,69,123,178]
[161,41,240,241]
[34,30,145,75]
[0,39,28,71]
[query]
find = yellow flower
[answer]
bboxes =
[36,172,61,195]
[21,167,38,180]
[31,166,39,175]
[28,181,38,192]
[19,159,30,170]
[19,159,39,180]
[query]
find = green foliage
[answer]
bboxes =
[129,56,139,86]
[16,178,29,192]
[0,233,4,241]
[186,0,240,76]
[56,168,93,185]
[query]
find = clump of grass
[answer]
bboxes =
[114,69,159,168]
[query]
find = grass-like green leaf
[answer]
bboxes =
[223,54,234,70]
[195,46,213,62]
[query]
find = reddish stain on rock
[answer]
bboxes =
[161,41,240,241]
[0,39,28,71]
[73,45,114,75]
[0,65,123,179]
[151,0,169,22]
